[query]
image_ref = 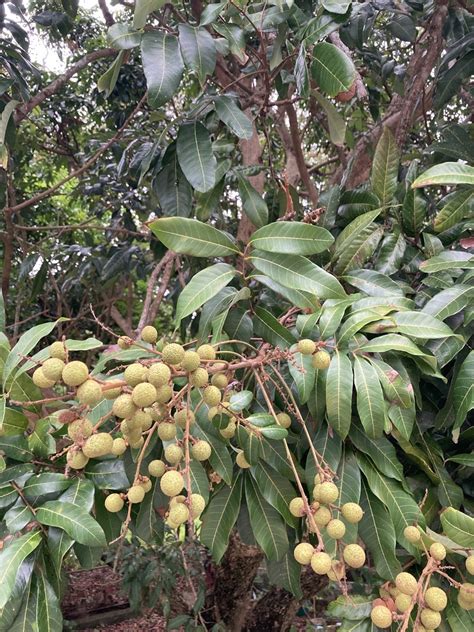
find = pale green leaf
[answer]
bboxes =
[149,217,239,257]
[176,263,236,324]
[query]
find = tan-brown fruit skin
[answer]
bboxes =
[276,412,291,428]
[76,380,103,406]
[341,502,364,523]
[395,572,418,596]
[297,339,316,355]
[314,506,332,527]
[148,459,166,477]
[50,341,67,361]
[211,373,228,389]
[343,544,366,569]
[82,433,114,458]
[162,343,185,365]
[326,518,346,540]
[148,363,171,387]
[62,361,89,386]
[370,605,392,629]
[236,451,251,469]
[42,358,65,381]
[289,497,305,517]
[164,444,184,465]
[112,394,137,419]
[191,440,212,461]
[181,351,201,372]
[33,367,56,388]
[68,418,93,442]
[404,525,421,543]
[111,438,127,456]
[189,494,206,518]
[395,593,412,613]
[190,368,209,388]
[466,555,474,575]
[132,382,157,407]
[127,485,146,504]
[160,470,184,497]
[294,543,314,565]
[141,325,158,344]
[459,583,474,606]
[105,493,124,512]
[124,363,148,386]
[196,344,216,361]
[424,587,447,611]
[67,450,89,469]
[420,608,441,629]
[430,542,446,561]
[311,552,332,575]
[169,503,189,525]
[318,481,339,504]
[158,422,177,441]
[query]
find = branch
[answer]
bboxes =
[6,94,147,215]
[110,305,134,337]
[15,49,116,123]
[285,102,319,208]
[98,0,115,26]
[136,251,175,334]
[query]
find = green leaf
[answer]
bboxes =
[133,0,166,28]
[36,501,106,547]
[445,454,474,467]
[253,306,297,349]
[321,0,351,13]
[85,459,130,490]
[319,297,355,338]
[187,460,210,502]
[267,553,302,598]
[402,188,428,236]
[22,473,71,505]
[175,263,236,324]
[229,390,253,412]
[249,250,346,299]
[0,435,33,462]
[334,225,384,275]
[177,121,217,192]
[106,23,142,49]
[252,461,298,527]
[3,319,65,388]
[288,345,315,404]
[434,189,474,232]
[420,251,474,273]
[249,221,333,255]
[153,143,192,218]
[326,351,353,439]
[333,209,383,257]
[259,426,288,440]
[440,507,474,547]
[313,90,346,146]
[375,231,406,276]
[194,422,233,486]
[371,128,399,206]
[311,42,355,97]
[343,269,404,297]
[252,275,318,310]
[392,311,458,340]
[453,351,474,427]
[446,598,474,632]
[388,405,415,441]
[245,475,288,561]
[237,174,268,228]
[422,285,474,320]
[412,162,474,187]
[149,217,239,257]
[97,51,125,97]
[0,530,42,609]
[236,426,260,465]
[213,24,246,61]
[200,474,243,563]
[5,501,35,534]
[353,357,385,439]
[360,480,401,580]
[350,423,404,482]
[200,3,226,26]
[214,96,253,140]
[357,334,437,370]
[178,24,216,83]
[141,31,184,108]
[333,447,361,546]
[337,309,384,346]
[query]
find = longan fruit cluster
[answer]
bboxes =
[296,338,331,370]
[291,475,365,581]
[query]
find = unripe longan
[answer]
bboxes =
[395,593,412,613]
[236,451,250,469]
[112,394,137,419]
[466,555,474,575]
[148,459,166,477]
[203,386,221,406]
[158,422,177,441]
[220,421,236,438]
[370,605,392,629]
[181,351,201,372]
[132,382,157,408]
[458,590,474,610]
[67,450,89,469]
[162,343,185,365]
[191,440,212,461]
[118,336,132,349]
[211,373,228,389]
[311,552,332,575]
[33,367,55,388]
[112,437,127,456]
[77,380,103,406]
[314,506,332,527]
[160,470,184,497]
[124,363,148,386]
[190,368,209,388]
[82,433,114,458]
[103,386,122,400]
[170,494,186,507]
[169,502,189,525]
[404,525,421,543]
[289,497,305,517]
[105,493,124,513]
[62,361,89,386]
[312,350,330,370]
[140,478,152,493]
[127,485,145,504]
[420,608,441,629]
[343,544,366,569]
[341,502,364,524]
[297,339,316,355]
[276,412,291,428]
[196,344,216,361]
[319,482,339,504]
[424,587,447,611]
[141,325,158,344]
[164,444,184,465]
[129,436,144,449]
[42,358,65,382]
[174,408,195,429]
[312,484,321,502]
[148,403,167,421]
[430,542,446,561]
[189,493,206,518]
[156,385,173,403]
[326,518,346,540]
[49,341,67,361]
[294,543,314,565]
[395,572,418,596]
[132,409,153,430]
[459,583,474,605]
[68,418,93,442]
[148,363,171,387]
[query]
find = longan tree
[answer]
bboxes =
[0,1,473,631]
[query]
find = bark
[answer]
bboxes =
[211,532,264,632]
[237,115,264,244]
[244,566,328,632]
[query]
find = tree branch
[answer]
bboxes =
[98,0,115,26]
[15,49,116,123]
[136,251,175,334]
[285,102,319,208]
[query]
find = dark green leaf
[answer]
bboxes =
[141,31,184,108]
